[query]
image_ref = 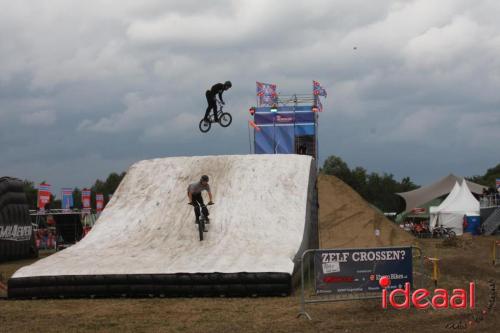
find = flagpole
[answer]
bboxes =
[248,122,252,153]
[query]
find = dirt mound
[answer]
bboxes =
[318,174,414,248]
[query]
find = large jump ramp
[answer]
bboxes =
[9,155,318,298]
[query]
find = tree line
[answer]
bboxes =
[22,172,126,210]
[467,163,500,190]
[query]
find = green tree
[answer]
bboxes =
[22,180,38,210]
[467,163,500,188]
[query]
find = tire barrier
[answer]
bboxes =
[8,272,291,299]
[0,177,38,262]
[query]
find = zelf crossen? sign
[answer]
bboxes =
[314,247,413,295]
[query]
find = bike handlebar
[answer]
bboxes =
[188,202,214,206]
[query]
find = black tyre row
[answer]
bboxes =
[8,273,291,299]
[0,177,38,263]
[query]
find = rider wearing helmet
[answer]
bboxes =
[187,175,214,223]
[205,81,232,122]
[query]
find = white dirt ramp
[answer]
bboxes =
[9,155,317,298]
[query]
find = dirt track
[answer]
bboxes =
[318,174,414,248]
[1,175,498,332]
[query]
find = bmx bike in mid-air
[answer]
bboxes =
[199,100,232,133]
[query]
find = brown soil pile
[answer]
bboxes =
[318,174,414,248]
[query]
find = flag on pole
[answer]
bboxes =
[82,189,91,211]
[317,97,323,112]
[96,194,104,212]
[313,80,327,97]
[256,82,278,106]
[61,188,74,211]
[37,183,52,211]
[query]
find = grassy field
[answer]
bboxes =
[1,236,499,333]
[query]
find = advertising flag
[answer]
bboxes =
[82,189,91,211]
[496,178,500,189]
[61,188,74,211]
[96,194,104,212]
[37,183,51,211]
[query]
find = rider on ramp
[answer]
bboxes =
[187,175,214,224]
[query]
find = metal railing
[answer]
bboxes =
[480,195,500,208]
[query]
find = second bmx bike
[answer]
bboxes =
[199,100,232,133]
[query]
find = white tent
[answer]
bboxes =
[429,181,461,231]
[430,181,479,235]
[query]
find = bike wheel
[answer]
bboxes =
[198,218,204,241]
[199,119,211,133]
[448,230,456,238]
[219,112,232,127]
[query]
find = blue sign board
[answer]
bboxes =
[314,247,413,295]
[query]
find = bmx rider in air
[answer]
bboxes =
[205,81,232,122]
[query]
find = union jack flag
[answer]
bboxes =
[313,80,327,97]
[256,81,278,106]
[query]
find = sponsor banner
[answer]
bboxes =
[37,183,51,210]
[254,112,314,125]
[96,194,104,212]
[0,225,32,241]
[276,114,294,123]
[314,247,412,295]
[61,188,74,211]
[411,207,426,214]
[82,189,91,211]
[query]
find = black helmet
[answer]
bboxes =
[201,175,209,182]
[224,81,232,88]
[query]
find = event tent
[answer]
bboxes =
[397,174,485,213]
[429,181,480,235]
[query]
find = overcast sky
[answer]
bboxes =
[1,0,500,195]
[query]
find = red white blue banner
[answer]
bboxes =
[61,188,74,211]
[37,183,51,210]
[96,194,104,212]
[82,189,91,211]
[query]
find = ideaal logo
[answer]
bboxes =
[379,276,475,309]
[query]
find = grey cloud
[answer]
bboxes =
[1,0,499,193]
